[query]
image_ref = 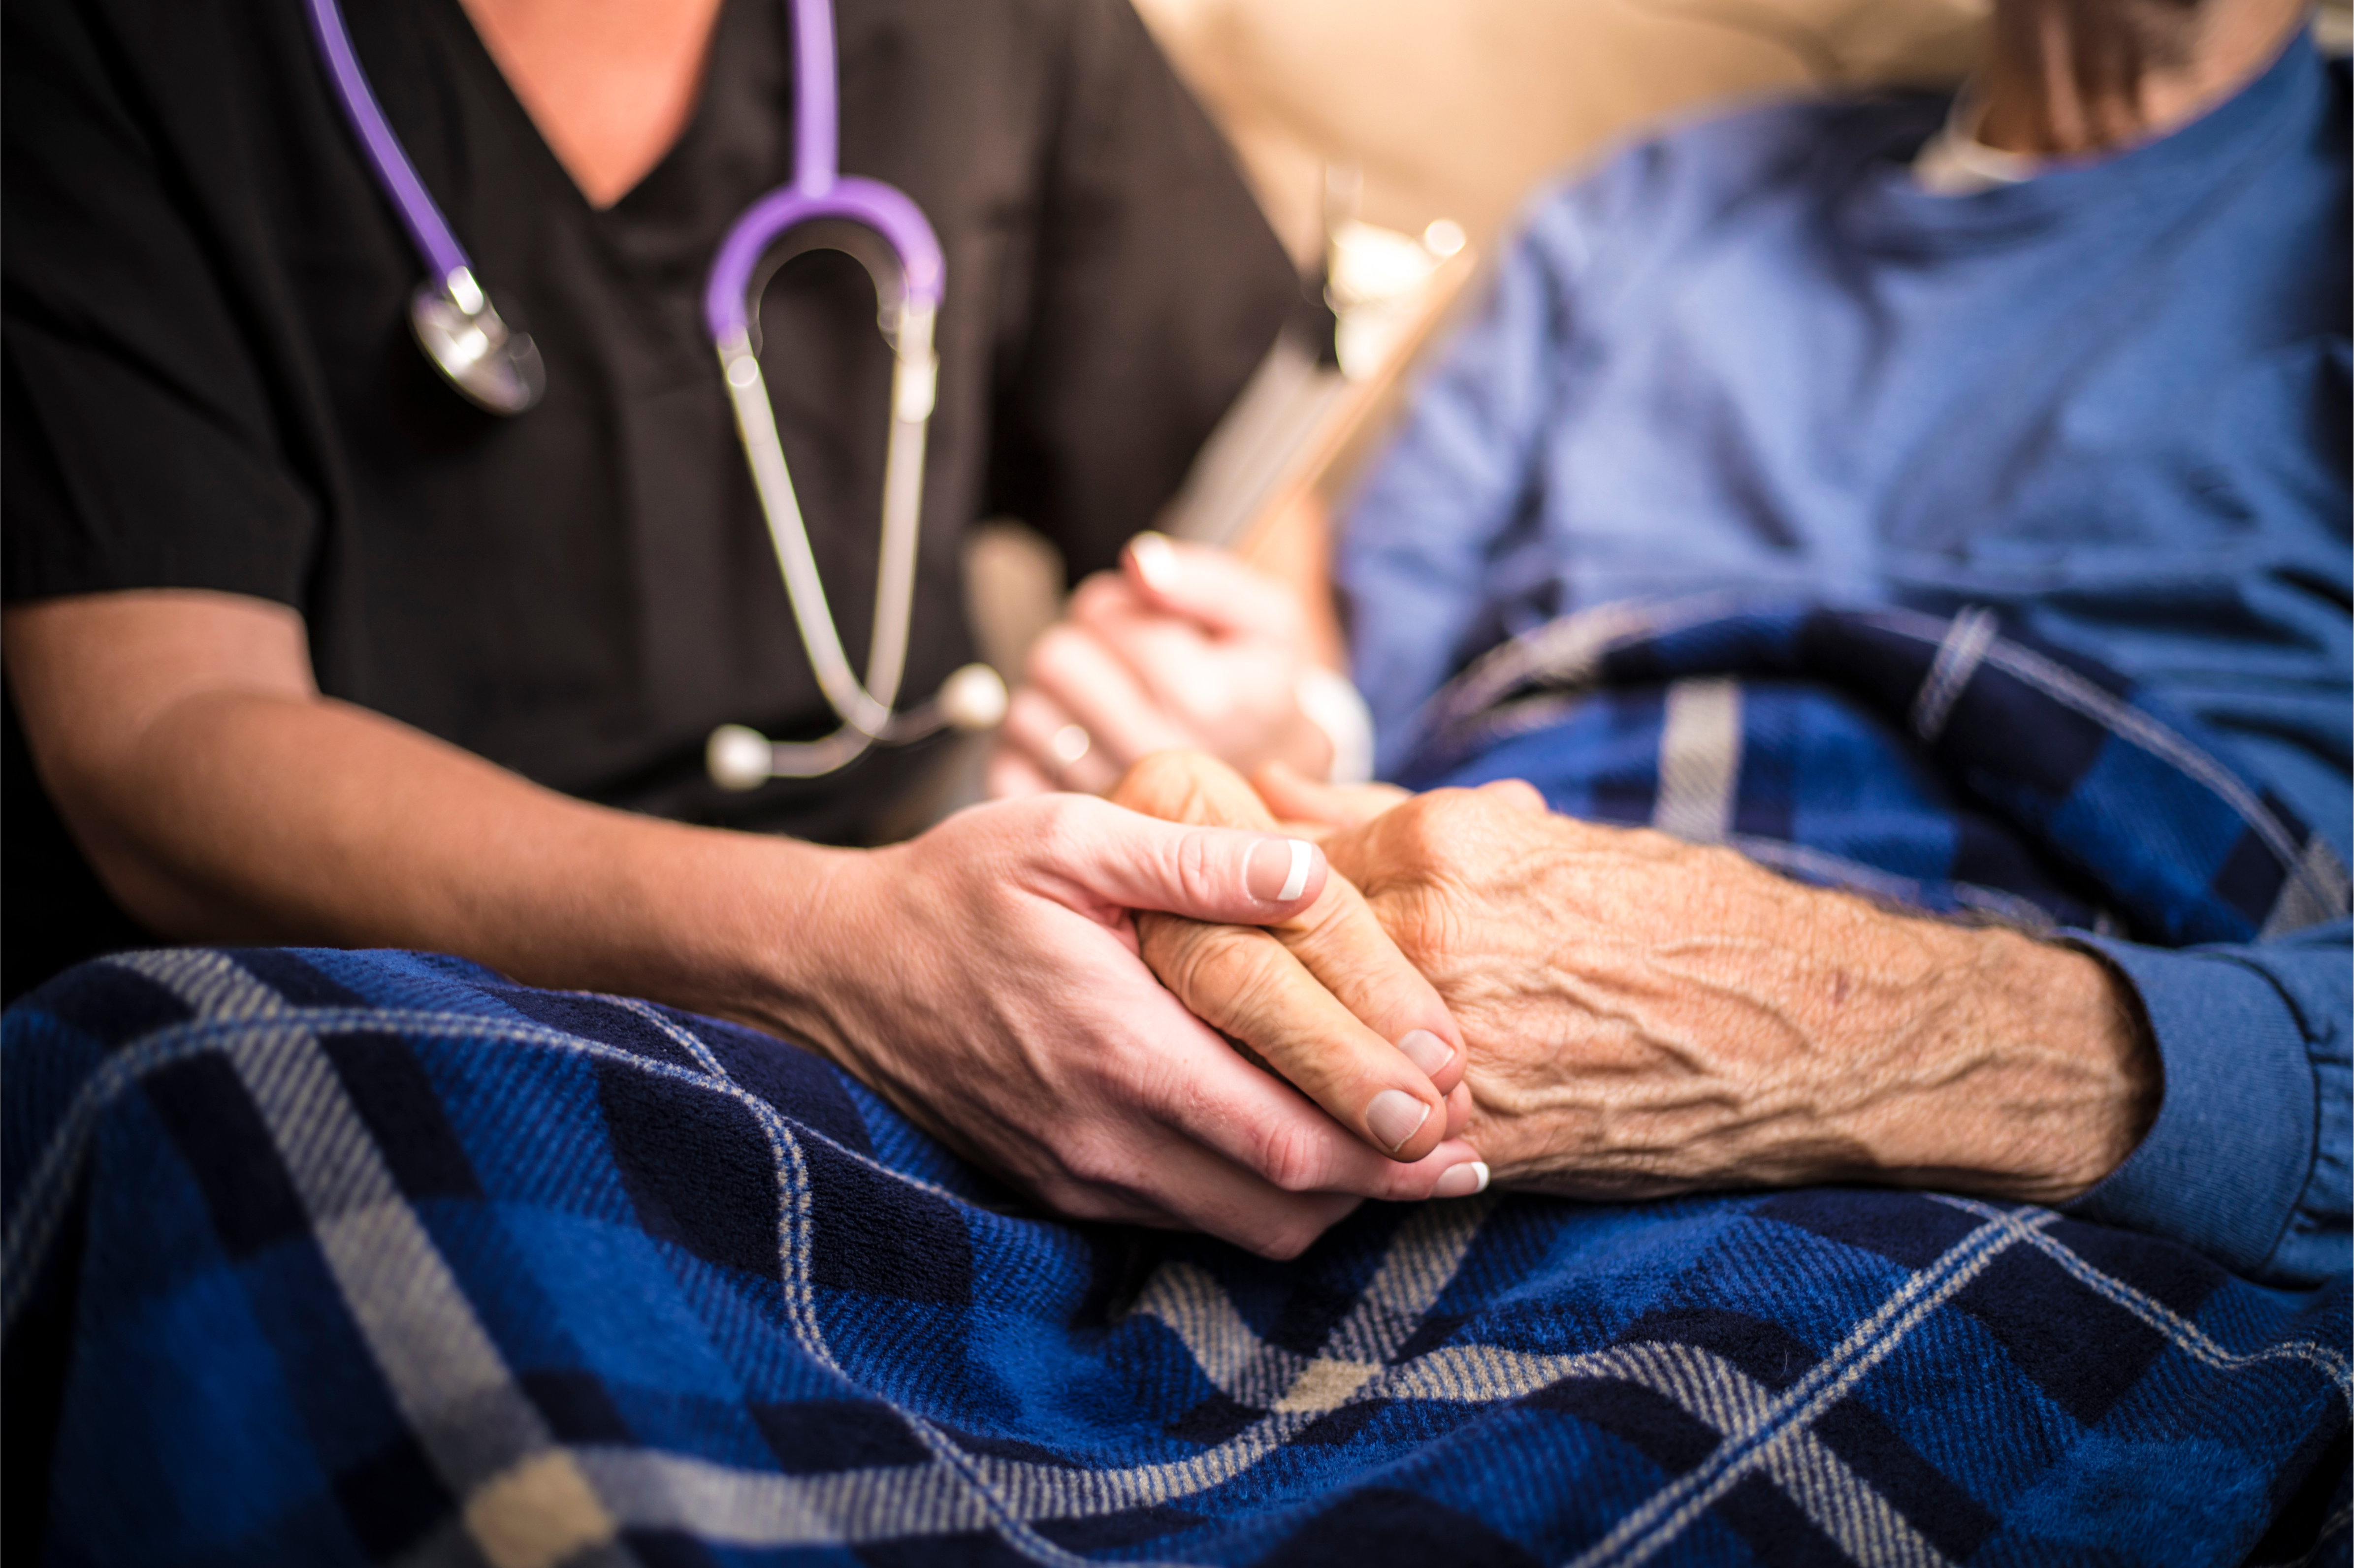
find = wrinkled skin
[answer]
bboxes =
[1123,753,2159,1207]
[1107,755,1476,1170]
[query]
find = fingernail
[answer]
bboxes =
[1397,1028,1454,1077]
[1128,531,1176,591]
[1245,837,1317,902]
[1366,1089,1430,1152]
[1432,1161,1490,1199]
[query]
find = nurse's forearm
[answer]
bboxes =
[8,589,1493,1258]
[4,589,836,1008]
[110,691,837,993]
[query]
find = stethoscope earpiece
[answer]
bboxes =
[311,0,994,788]
[706,725,780,792]
[935,663,1011,733]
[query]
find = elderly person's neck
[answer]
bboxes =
[1977,0,2311,156]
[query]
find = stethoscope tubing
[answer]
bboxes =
[306,0,991,784]
[301,0,471,287]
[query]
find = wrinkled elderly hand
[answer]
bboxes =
[1264,774,2161,1205]
[1107,753,1488,1194]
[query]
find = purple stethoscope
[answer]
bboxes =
[304,0,1008,785]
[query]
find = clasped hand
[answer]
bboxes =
[780,750,2151,1263]
[1114,752,2159,1210]
[766,788,1486,1260]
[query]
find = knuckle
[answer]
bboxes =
[1053,1132,1135,1195]
[1156,924,1239,1002]
[1486,778,1548,814]
[1028,791,1110,868]
[1067,572,1123,615]
[1169,827,1227,909]
[1112,750,1201,819]
[1250,1119,1330,1194]
[1387,793,1459,861]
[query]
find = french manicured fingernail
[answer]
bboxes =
[1366,1089,1430,1152]
[1397,1028,1453,1076]
[1128,531,1176,591]
[1246,837,1318,902]
[1432,1161,1490,1199]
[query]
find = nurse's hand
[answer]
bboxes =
[762,790,1487,1258]
[1104,752,1479,1180]
[986,535,1335,798]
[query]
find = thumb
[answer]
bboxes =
[1044,796,1328,923]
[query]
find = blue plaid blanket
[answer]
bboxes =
[5,601,2348,1565]
[1403,597,2350,944]
[5,948,2349,1566]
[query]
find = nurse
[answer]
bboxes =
[0,0,1488,1253]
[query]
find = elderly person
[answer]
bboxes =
[4,0,2345,1559]
[1001,0,2348,1288]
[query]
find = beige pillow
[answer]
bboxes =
[1136,0,1983,262]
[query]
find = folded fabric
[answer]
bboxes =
[1405,597,2352,1287]
[4,945,2347,1565]
[1404,597,2348,945]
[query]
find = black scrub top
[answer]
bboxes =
[0,0,1299,994]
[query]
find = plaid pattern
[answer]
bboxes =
[4,944,2349,1566]
[1402,598,2352,944]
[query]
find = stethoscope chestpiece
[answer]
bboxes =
[412,267,545,416]
[705,661,1008,790]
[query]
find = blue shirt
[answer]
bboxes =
[1339,38,2350,1286]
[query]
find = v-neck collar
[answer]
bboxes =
[425,0,790,252]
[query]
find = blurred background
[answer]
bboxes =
[961,0,2353,719]
[1133,0,1993,265]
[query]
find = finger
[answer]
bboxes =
[1024,622,1194,765]
[985,744,1056,800]
[1084,611,1235,730]
[1064,568,1147,627]
[1140,911,1452,1161]
[1252,761,1410,827]
[1125,1014,1489,1206]
[1108,749,1279,832]
[1062,587,1245,734]
[1002,685,1122,795]
[1270,870,1465,1096]
[1035,792,1329,924]
[1121,532,1304,642]
[1033,1113,1363,1259]
[1113,753,1466,1104]
[1047,967,1486,1228]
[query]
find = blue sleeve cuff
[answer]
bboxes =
[2062,936,2318,1280]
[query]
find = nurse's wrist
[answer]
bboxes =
[654,828,874,1063]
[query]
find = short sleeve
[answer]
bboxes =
[2,0,318,608]
[982,0,1298,580]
